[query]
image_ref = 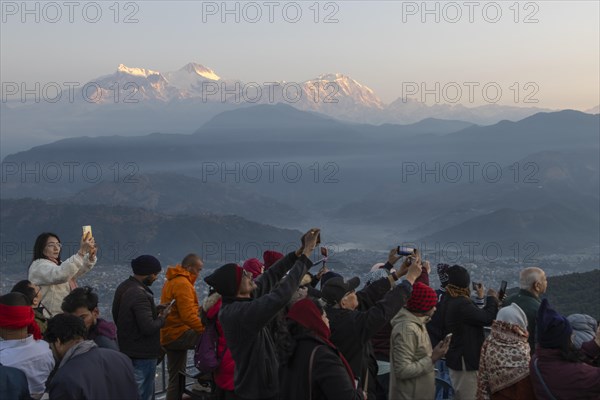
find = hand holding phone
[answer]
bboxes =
[82,225,92,238]
[498,280,508,301]
[444,333,453,343]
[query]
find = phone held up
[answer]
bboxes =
[82,225,92,238]
[397,246,415,256]
[498,280,508,299]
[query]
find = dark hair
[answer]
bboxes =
[61,286,98,313]
[44,314,86,344]
[11,280,36,306]
[275,297,324,366]
[0,292,30,306]
[31,232,61,264]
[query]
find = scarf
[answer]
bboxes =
[445,284,471,299]
[287,298,357,388]
[0,304,42,340]
[477,320,530,397]
[59,340,98,368]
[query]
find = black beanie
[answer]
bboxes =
[447,265,470,288]
[131,255,162,275]
[204,263,243,297]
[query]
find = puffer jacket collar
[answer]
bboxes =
[165,264,198,284]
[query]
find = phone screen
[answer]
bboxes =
[82,225,92,237]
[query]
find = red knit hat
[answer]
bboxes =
[406,282,438,313]
[243,258,264,279]
[263,250,284,270]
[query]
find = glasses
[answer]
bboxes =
[45,242,62,249]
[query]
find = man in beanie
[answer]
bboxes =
[529,299,600,399]
[389,282,450,400]
[0,292,54,399]
[504,267,548,354]
[204,229,320,400]
[262,250,283,270]
[440,265,499,400]
[112,254,172,400]
[323,250,423,400]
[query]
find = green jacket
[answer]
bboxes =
[504,289,541,353]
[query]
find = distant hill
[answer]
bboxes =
[545,270,600,320]
[0,198,302,268]
[67,172,303,226]
[418,203,599,253]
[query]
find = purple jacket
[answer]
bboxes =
[530,340,600,399]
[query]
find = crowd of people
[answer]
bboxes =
[0,228,599,400]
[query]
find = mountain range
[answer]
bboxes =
[7,62,595,158]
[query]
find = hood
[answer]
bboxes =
[166,264,198,284]
[203,292,222,313]
[567,313,598,349]
[93,318,117,340]
[287,298,330,340]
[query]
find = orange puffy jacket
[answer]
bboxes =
[160,265,205,345]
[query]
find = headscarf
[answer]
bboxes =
[477,319,530,397]
[287,298,356,388]
[0,304,42,340]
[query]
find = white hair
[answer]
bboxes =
[519,267,545,290]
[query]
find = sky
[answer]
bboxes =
[1,0,599,109]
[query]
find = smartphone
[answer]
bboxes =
[472,282,477,290]
[444,333,453,342]
[320,246,328,257]
[498,280,508,299]
[82,225,92,238]
[168,299,176,307]
[397,246,415,256]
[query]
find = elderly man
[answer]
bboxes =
[504,267,547,353]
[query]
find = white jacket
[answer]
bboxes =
[28,253,96,316]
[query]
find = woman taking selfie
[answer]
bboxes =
[28,231,97,316]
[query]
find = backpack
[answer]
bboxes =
[194,311,223,375]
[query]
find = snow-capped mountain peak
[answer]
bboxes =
[179,62,220,81]
[117,64,160,78]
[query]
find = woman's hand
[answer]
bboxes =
[79,232,95,257]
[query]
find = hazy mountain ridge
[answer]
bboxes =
[0,198,302,267]
[2,107,598,256]
[67,172,303,225]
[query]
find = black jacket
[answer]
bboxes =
[220,252,312,400]
[426,288,446,348]
[112,276,165,359]
[441,294,499,371]
[280,335,363,400]
[327,278,412,388]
